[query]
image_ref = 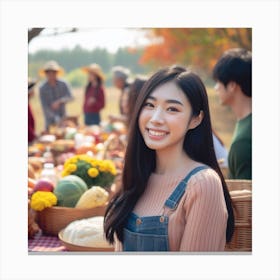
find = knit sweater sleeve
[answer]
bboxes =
[178,170,228,251]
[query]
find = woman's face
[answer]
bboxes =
[88,72,98,84]
[138,81,196,152]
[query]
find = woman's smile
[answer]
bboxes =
[146,128,170,140]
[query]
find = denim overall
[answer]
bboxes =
[123,165,208,251]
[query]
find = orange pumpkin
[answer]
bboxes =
[75,144,97,155]
[28,177,37,189]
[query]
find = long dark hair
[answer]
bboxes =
[104,66,234,244]
[127,76,148,128]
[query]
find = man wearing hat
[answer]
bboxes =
[81,63,106,126]
[109,66,131,123]
[39,60,74,131]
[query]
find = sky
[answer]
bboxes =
[28,28,151,53]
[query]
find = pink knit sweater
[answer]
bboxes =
[115,168,228,251]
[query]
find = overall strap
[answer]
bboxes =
[164,165,208,210]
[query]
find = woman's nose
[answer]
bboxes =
[150,107,164,124]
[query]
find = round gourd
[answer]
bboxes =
[75,186,109,209]
[54,175,88,207]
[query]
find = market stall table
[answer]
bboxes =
[28,231,66,252]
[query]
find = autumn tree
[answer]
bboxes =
[139,28,252,75]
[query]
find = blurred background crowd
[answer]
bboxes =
[28,28,252,181]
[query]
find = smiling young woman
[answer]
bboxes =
[104,65,234,252]
[138,81,204,167]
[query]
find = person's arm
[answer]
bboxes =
[212,134,228,167]
[51,81,74,110]
[61,81,74,102]
[179,171,228,251]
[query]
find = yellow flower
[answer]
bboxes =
[64,156,77,167]
[98,162,107,172]
[79,154,92,162]
[30,191,57,211]
[109,165,117,175]
[89,159,98,167]
[88,167,99,178]
[61,170,69,177]
[102,160,117,174]
[67,163,77,172]
[61,155,117,187]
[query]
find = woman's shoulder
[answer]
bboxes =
[187,167,222,194]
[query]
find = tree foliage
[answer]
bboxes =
[139,28,252,74]
[28,46,149,87]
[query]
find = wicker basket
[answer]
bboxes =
[225,180,252,252]
[36,205,107,236]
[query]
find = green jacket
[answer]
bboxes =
[228,114,252,179]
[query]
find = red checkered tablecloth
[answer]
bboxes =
[28,231,67,252]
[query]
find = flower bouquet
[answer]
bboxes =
[61,154,117,188]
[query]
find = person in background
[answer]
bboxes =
[81,63,106,126]
[212,48,252,179]
[28,78,37,144]
[39,60,74,131]
[104,65,234,252]
[212,130,228,168]
[109,66,131,123]
[126,75,148,129]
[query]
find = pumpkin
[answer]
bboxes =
[75,186,109,209]
[75,144,97,155]
[54,175,87,207]
[28,177,37,189]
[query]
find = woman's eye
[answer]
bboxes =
[143,102,154,108]
[167,107,179,112]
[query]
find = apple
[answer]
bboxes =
[33,179,54,193]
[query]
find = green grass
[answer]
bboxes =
[30,86,235,149]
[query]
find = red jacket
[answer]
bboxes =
[83,85,105,113]
[28,103,36,143]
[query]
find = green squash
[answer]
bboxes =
[54,175,88,207]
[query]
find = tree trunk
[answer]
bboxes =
[28,28,45,43]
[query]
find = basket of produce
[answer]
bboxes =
[30,155,117,236]
[37,204,107,236]
[225,180,252,252]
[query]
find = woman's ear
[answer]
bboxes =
[189,110,204,130]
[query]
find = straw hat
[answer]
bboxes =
[81,63,105,81]
[39,60,65,77]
